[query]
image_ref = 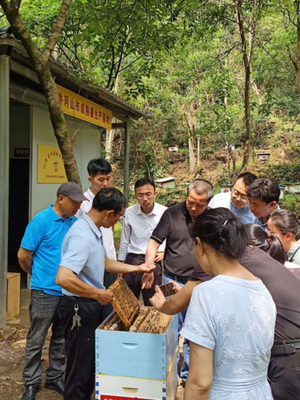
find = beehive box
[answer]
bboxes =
[95,349,177,400]
[95,309,177,380]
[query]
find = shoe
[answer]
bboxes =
[21,385,39,400]
[45,378,64,395]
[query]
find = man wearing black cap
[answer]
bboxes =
[17,182,88,400]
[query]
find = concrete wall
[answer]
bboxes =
[30,106,101,218]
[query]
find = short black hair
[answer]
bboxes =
[92,187,126,214]
[234,172,257,187]
[192,208,246,260]
[245,223,286,264]
[247,178,280,204]
[87,158,112,177]
[135,178,155,191]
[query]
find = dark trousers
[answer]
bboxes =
[122,253,162,306]
[58,296,103,400]
[23,290,65,386]
[268,351,300,399]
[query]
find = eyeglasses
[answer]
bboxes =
[232,188,248,202]
[117,212,125,217]
[137,193,153,199]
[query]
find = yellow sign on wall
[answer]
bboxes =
[56,85,112,129]
[37,144,67,183]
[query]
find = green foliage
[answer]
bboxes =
[113,220,123,245]
[279,194,300,218]
[256,163,300,185]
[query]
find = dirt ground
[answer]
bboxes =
[0,289,184,400]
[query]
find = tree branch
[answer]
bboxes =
[40,0,72,64]
[0,0,41,65]
[10,0,22,12]
[71,129,79,145]
[106,45,115,89]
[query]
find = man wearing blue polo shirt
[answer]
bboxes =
[17,182,87,400]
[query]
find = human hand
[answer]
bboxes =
[154,252,164,262]
[95,289,114,305]
[149,285,166,311]
[170,281,182,293]
[138,263,156,274]
[141,272,154,289]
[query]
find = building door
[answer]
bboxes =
[8,157,30,287]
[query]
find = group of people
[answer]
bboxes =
[17,157,300,400]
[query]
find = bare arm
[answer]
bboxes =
[145,238,160,264]
[150,281,201,315]
[184,342,213,400]
[56,266,113,305]
[105,257,155,274]
[17,247,33,275]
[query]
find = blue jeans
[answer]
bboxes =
[163,275,190,382]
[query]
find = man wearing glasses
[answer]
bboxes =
[118,178,167,305]
[56,188,155,400]
[143,179,213,387]
[208,172,257,224]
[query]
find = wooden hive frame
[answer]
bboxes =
[107,277,140,327]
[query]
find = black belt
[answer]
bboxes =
[63,295,98,303]
[271,340,300,358]
[164,269,189,285]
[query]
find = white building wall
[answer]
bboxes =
[30,106,101,218]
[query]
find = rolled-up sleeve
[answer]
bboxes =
[181,285,216,350]
[150,209,170,244]
[60,235,90,275]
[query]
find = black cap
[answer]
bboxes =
[57,182,89,202]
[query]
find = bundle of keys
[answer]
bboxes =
[71,303,81,330]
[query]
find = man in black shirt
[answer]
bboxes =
[150,246,300,399]
[144,179,213,385]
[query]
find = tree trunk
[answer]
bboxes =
[251,81,262,105]
[236,0,254,172]
[105,72,121,161]
[105,123,115,161]
[189,137,196,174]
[227,150,231,182]
[187,101,196,175]
[0,0,81,185]
[197,136,200,169]
[35,64,81,184]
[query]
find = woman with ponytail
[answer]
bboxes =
[267,210,300,266]
[181,208,276,400]
[245,223,287,265]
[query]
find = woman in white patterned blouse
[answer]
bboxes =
[182,208,276,400]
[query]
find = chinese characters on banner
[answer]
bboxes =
[56,85,112,129]
[37,144,67,183]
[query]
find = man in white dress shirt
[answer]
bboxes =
[118,178,167,305]
[76,158,116,316]
[76,158,116,260]
[208,172,257,224]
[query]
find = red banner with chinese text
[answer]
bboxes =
[56,85,112,129]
